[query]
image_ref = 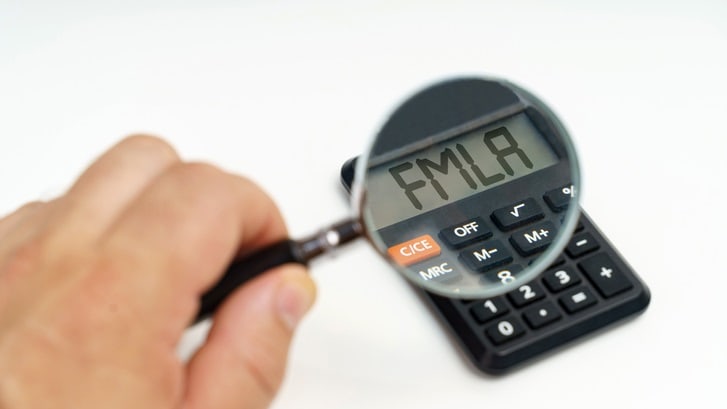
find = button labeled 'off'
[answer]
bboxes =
[439,217,492,249]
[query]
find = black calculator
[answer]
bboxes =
[341,158,650,374]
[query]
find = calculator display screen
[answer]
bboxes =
[366,113,558,229]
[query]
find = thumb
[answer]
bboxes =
[183,265,315,409]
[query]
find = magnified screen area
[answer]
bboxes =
[366,113,558,229]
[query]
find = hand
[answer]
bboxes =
[0,135,316,409]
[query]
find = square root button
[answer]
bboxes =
[491,198,544,231]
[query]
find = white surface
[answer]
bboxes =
[2,1,726,408]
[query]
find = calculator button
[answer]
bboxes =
[470,297,509,324]
[566,232,600,258]
[485,317,526,345]
[559,287,597,313]
[509,221,558,256]
[412,259,463,284]
[491,198,544,231]
[522,301,562,329]
[439,217,492,249]
[542,266,581,292]
[460,240,513,272]
[387,234,441,266]
[579,253,633,298]
[507,282,546,307]
[480,265,523,286]
[544,184,574,212]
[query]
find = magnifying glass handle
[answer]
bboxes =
[195,218,362,323]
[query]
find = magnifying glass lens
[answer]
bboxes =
[356,77,580,298]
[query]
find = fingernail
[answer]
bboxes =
[276,277,315,330]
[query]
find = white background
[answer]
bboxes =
[1,1,726,408]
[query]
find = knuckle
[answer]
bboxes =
[167,162,231,197]
[119,134,180,163]
[174,161,224,180]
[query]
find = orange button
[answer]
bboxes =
[387,234,441,266]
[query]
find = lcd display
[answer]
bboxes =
[366,113,558,229]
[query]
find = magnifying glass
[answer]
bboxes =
[195,76,580,322]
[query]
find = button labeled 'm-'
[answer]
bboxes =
[460,239,513,272]
[388,234,441,266]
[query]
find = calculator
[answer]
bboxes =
[341,157,650,374]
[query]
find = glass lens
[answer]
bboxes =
[354,77,580,299]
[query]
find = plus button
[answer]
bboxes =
[580,253,633,298]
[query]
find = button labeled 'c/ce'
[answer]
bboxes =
[387,234,441,266]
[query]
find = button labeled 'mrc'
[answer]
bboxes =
[387,234,441,266]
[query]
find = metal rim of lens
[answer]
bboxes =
[354,76,581,299]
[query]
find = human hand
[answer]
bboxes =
[0,136,316,409]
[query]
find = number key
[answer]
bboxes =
[470,297,509,324]
[485,317,526,345]
[542,266,581,292]
[507,282,546,307]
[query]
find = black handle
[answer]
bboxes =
[194,218,362,324]
[195,239,304,323]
